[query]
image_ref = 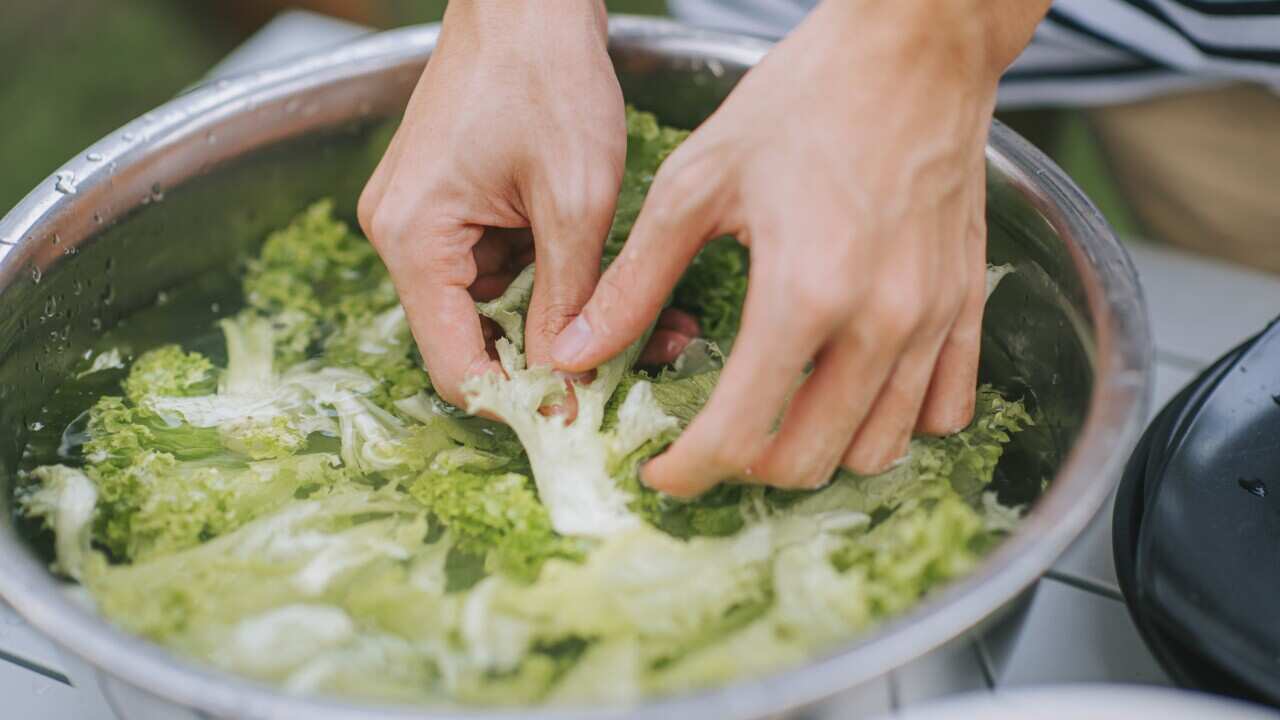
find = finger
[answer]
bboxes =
[379,220,502,409]
[842,331,949,475]
[751,332,898,490]
[551,156,725,372]
[641,268,830,497]
[523,182,619,369]
[637,329,694,367]
[917,161,988,435]
[657,308,701,337]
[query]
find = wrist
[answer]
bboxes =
[807,0,1047,86]
[444,0,608,46]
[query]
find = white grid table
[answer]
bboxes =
[4,12,1280,718]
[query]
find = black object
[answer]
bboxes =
[1115,321,1280,706]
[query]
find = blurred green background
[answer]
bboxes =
[0,0,1134,234]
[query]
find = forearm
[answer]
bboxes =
[807,0,1050,85]
[441,0,609,50]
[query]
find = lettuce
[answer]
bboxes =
[18,109,1032,707]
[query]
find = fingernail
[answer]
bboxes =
[552,315,593,365]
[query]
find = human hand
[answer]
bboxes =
[358,0,625,408]
[552,0,1047,496]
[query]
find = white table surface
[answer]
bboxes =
[5,12,1280,719]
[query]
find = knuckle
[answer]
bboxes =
[357,187,379,238]
[868,282,929,341]
[581,180,621,220]
[541,162,621,228]
[947,313,983,347]
[546,186,608,228]
[527,300,583,342]
[695,421,768,480]
[940,276,968,318]
[709,439,764,479]
[647,153,712,228]
[366,205,415,255]
[792,282,852,329]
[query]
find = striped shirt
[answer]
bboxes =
[668,0,1280,108]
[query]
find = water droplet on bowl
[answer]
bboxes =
[54,171,77,195]
[122,132,136,142]
[30,266,42,284]
[86,152,103,162]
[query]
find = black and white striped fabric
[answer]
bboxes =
[667,0,1280,108]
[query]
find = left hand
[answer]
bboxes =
[552,0,1046,496]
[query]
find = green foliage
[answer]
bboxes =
[608,108,749,348]
[672,237,749,349]
[84,396,223,467]
[408,470,584,582]
[122,345,216,404]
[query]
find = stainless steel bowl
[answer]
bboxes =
[0,17,1150,720]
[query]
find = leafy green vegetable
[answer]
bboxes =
[408,470,584,582]
[18,465,99,581]
[608,108,748,349]
[17,108,1033,707]
[84,396,224,466]
[672,237,749,349]
[121,345,216,404]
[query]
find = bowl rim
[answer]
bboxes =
[0,16,1152,720]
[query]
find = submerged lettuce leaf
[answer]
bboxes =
[18,108,1034,707]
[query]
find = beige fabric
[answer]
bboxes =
[1086,83,1280,273]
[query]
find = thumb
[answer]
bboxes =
[551,159,723,372]
[523,183,617,369]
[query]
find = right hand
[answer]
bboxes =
[358,0,626,408]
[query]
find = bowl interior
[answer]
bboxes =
[0,21,1112,718]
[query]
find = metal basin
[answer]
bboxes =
[0,17,1150,720]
